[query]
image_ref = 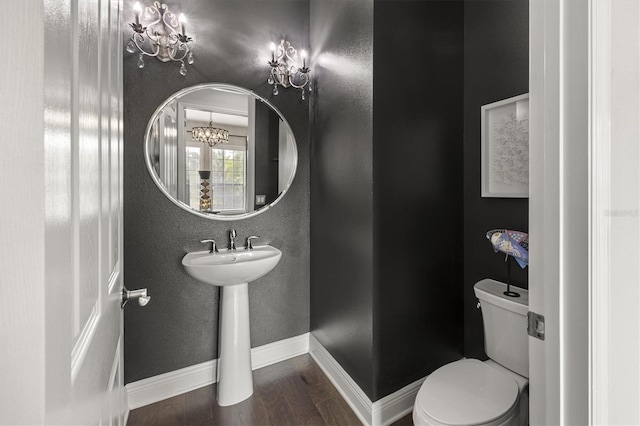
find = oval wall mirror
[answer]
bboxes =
[144,83,298,221]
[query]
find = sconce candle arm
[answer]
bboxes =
[267,39,312,99]
[130,32,161,58]
[127,1,194,75]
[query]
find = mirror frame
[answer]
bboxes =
[144,83,298,221]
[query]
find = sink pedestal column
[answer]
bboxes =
[217,282,253,406]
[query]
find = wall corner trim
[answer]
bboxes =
[125,333,310,410]
[308,334,426,426]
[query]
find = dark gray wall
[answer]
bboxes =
[123,0,310,384]
[309,0,376,399]
[463,0,529,359]
[310,0,464,401]
[373,0,464,400]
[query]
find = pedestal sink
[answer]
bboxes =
[182,245,282,406]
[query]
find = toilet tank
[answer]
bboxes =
[474,279,529,378]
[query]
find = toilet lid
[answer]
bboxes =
[417,359,519,426]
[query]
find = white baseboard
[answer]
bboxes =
[373,377,425,425]
[127,331,423,425]
[251,332,309,370]
[308,334,373,424]
[308,334,425,426]
[126,332,309,410]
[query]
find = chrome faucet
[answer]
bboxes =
[229,229,237,250]
[200,239,218,254]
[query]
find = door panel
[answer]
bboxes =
[3,0,123,423]
[73,0,101,359]
[45,0,125,423]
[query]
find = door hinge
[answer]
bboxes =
[527,311,545,340]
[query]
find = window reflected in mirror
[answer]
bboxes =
[184,107,248,213]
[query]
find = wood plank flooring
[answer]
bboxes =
[127,354,413,426]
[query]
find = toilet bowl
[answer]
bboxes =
[412,279,529,426]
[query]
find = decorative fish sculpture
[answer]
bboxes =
[486,229,529,268]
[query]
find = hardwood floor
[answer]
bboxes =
[127,354,414,426]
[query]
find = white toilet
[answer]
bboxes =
[413,279,529,426]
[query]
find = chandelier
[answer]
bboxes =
[126,2,194,76]
[268,39,312,100]
[192,115,230,147]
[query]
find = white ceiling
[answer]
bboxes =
[186,109,248,128]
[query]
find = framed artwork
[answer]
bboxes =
[481,93,529,198]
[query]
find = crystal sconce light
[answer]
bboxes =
[268,39,312,100]
[126,1,194,76]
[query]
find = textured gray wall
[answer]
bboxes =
[463,0,529,359]
[309,0,376,399]
[123,0,310,384]
[310,0,465,402]
[373,0,464,400]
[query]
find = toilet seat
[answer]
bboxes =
[415,359,519,425]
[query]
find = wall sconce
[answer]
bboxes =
[268,39,312,100]
[126,1,194,76]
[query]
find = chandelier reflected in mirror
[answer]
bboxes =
[268,39,312,100]
[192,114,230,147]
[126,1,194,76]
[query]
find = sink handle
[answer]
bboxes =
[200,239,218,254]
[246,235,260,250]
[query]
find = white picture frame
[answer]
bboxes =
[481,93,530,198]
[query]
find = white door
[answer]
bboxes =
[0,0,127,424]
[530,0,590,423]
[589,1,640,424]
[530,0,640,424]
[48,0,128,423]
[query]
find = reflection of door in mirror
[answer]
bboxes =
[178,89,251,214]
[153,103,178,197]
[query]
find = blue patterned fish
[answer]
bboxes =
[486,229,529,268]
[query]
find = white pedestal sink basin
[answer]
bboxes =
[182,245,282,286]
[182,245,281,406]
